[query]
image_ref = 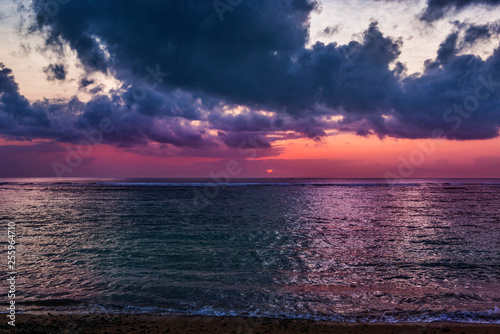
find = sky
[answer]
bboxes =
[1,0,500,178]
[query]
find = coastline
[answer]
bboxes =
[4,314,500,334]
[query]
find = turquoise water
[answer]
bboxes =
[1,178,500,323]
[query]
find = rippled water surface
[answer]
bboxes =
[1,178,499,322]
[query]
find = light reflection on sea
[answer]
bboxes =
[0,178,499,323]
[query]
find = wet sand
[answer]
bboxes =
[2,314,498,333]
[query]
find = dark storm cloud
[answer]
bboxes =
[42,63,66,81]
[88,85,103,94]
[28,0,403,116]
[79,77,94,88]
[0,62,51,135]
[420,0,500,22]
[384,51,500,140]
[2,0,500,153]
[0,62,220,149]
[320,24,342,36]
[451,21,500,49]
[375,0,500,22]
[332,20,500,140]
[463,25,492,45]
[207,109,329,142]
[218,132,272,149]
[71,86,221,149]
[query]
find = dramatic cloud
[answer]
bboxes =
[42,63,66,81]
[0,63,52,136]
[375,0,500,22]
[1,0,500,157]
[455,21,500,49]
[420,0,500,22]
[320,24,342,36]
[79,77,94,88]
[0,61,218,148]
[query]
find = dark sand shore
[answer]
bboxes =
[1,314,498,334]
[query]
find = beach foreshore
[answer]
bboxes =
[2,314,499,334]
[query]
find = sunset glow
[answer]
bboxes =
[0,0,499,178]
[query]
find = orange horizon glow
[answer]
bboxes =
[2,133,500,178]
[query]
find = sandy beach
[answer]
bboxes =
[1,314,498,334]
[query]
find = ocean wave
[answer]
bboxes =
[12,303,500,324]
[2,180,500,187]
[92,182,300,187]
[86,182,421,187]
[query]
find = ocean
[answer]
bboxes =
[1,178,499,323]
